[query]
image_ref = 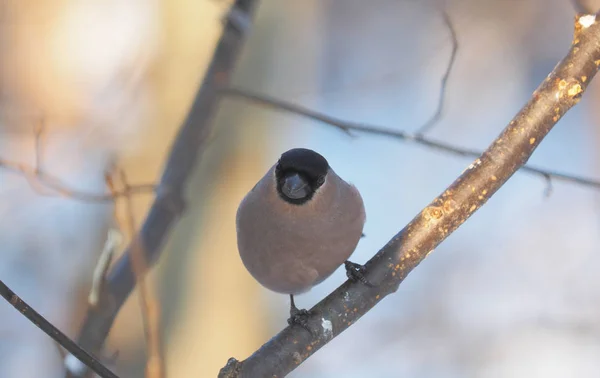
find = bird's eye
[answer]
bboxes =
[281,172,310,200]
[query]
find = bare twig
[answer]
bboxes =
[33,119,44,172]
[219,13,600,377]
[0,120,156,202]
[119,171,164,378]
[66,1,260,377]
[66,229,120,376]
[24,119,58,198]
[88,229,121,308]
[221,87,600,191]
[543,173,554,197]
[0,280,120,378]
[0,158,156,202]
[415,8,458,135]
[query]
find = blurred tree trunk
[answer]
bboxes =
[156,2,326,377]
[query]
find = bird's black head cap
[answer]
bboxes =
[275,148,329,205]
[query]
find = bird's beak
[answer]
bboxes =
[283,173,309,199]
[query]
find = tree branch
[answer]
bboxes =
[0,158,156,202]
[415,8,458,135]
[221,87,600,192]
[65,1,260,376]
[219,13,600,378]
[119,171,164,378]
[0,119,157,203]
[0,280,120,378]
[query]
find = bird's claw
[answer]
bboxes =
[344,260,374,287]
[287,307,312,333]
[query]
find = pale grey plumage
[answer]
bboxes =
[236,149,366,295]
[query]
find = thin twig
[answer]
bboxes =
[415,8,458,135]
[219,13,600,377]
[66,1,260,377]
[1,120,156,202]
[88,229,121,308]
[0,158,156,202]
[0,280,120,378]
[118,170,164,378]
[33,118,44,173]
[24,119,59,197]
[221,87,600,191]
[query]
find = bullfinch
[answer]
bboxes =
[236,148,368,327]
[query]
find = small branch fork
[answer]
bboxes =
[221,88,600,193]
[0,120,155,203]
[218,12,600,378]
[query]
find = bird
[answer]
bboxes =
[236,148,368,328]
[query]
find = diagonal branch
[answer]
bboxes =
[219,13,600,378]
[65,1,260,377]
[0,280,120,378]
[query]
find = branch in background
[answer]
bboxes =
[219,13,600,377]
[221,87,600,192]
[0,123,156,202]
[220,6,598,194]
[415,8,458,135]
[0,158,157,202]
[65,1,260,377]
[0,280,120,378]
[34,119,44,172]
[118,171,164,378]
[88,230,120,309]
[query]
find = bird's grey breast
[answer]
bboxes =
[236,166,365,293]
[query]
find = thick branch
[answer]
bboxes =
[220,13,600,378]
[66,1,260,377]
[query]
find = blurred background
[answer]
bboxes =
[1,0,600,377]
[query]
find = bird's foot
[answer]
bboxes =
[287,307,311,329]
[344,260,374,287]
[287,295,312,333]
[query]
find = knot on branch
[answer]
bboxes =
[218,358,242,378]
[556,78,584,101]
[422,197,458,225]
